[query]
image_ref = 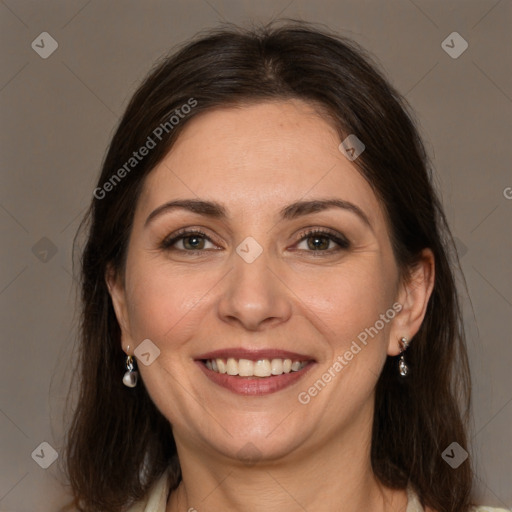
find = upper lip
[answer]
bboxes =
[195,348,315,361]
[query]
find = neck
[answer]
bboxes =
[166,408,407,512]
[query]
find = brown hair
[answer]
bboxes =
[63,20,473,512]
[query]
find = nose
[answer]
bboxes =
[217,248,293,332]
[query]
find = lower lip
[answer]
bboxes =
[195,360,315,396]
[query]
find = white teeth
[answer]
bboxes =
[238,359,254,377]
[271,358,283,375]
[205,357,309,377]
[226,357,238,375]
[216,358,227,374]
[254,359,271,377]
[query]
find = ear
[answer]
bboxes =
[105,264,134,353]
[387,248,435,356]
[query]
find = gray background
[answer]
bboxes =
[0,1,511,510]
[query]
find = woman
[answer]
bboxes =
[63,21,507,512]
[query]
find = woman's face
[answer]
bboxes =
[108,99,428,464]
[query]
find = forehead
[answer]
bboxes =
[138,100,386,227]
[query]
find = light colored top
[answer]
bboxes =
[126,469,509,512]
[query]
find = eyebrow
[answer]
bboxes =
[144,198,372,229]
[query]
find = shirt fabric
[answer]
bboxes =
[126,469,509,512]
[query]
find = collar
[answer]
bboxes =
[406,484,425,512]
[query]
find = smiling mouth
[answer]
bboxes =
[195,349,316,395]
[200,357,311,378]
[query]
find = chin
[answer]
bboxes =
[194,415,315,466]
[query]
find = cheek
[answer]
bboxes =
[293,256,397,353]
[294,261,397,411]
[122,262,220,422]
[124,261,216,344]
[127,255,232,355]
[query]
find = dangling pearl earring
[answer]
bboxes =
[398,336,410,377]
[122,348,138,387]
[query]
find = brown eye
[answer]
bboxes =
[161,229,216,252]
[295,229,350,253]
[305,234,331,251]
[181,234,206,250]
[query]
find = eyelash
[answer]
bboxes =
[160,228,350,255]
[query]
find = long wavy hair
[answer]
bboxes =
[62,20,473,512]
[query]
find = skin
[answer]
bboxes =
[107,99,435,512]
